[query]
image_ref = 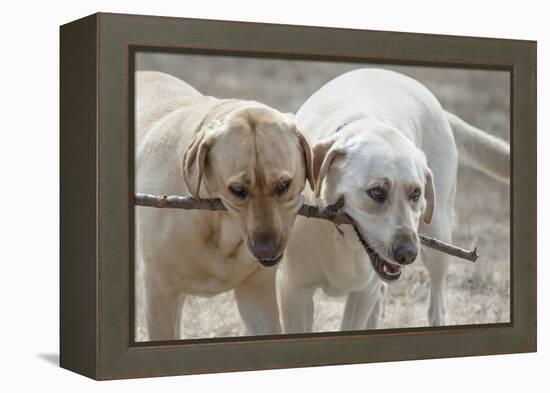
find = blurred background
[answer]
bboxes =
[135,52,510,340]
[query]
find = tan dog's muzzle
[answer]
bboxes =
[248,230,284,267]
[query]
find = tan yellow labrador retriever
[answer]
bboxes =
[135,71,313,340]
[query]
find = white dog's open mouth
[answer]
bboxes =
[351,223,402,282]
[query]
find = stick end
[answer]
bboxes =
[471,247,479,263]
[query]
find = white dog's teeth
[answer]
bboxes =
[381,262,401,276]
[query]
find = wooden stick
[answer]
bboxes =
[134,193,479,262]
[135,193,226,211]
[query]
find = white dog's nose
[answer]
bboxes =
[394,243,418,265]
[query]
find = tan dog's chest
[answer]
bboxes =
[156,212,261,297]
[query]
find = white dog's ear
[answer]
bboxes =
[313,138,345,198]
[423,168,436,224]
[294,127,315,192]
[183,130,214,197]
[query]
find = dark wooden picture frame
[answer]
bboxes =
[60,12,536,380]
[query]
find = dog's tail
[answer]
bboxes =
[445,111,510,184]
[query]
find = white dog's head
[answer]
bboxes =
[313,120,435,282]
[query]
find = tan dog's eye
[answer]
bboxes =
[410,187,421,202]
[367,186,387,203]
[228,185,248,200]
[275,180,292,197]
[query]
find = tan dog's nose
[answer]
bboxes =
[249,233,283,267]
[393,243,418,265]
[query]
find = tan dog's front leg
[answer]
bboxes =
[144,281,185,341]
[234,267,281,336]
[280,279,316,334]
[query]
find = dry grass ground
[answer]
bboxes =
[135,53,510,340]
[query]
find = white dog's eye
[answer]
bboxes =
[410,187,421,202]
[367,186,387,203]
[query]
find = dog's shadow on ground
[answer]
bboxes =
[38,353,59,366]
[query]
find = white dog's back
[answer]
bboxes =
[297,69,449,146]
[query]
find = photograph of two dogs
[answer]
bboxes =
[135,53,510,341]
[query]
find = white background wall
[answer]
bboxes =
[0,1,545,391]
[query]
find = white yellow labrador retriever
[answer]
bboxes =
[281,68,509,332]
[136,71,314,340]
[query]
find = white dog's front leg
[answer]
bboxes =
[365,282,387,329]
[422,247,449,326]
[419,213,453,326]
[234,267,281,336]
[341,282,382,331]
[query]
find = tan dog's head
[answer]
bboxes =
[313,120,435,282]
[183,104,314,267]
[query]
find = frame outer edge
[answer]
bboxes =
[59,13,99,380]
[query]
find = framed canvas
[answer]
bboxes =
[60,12,536,380]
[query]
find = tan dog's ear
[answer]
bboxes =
[183,131,213,197]
[423,168,436,224]
[312,138,344,198]
[294,128,315,191]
